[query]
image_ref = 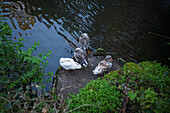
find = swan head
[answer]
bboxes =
[79,33,89,51]
[105,55,113,62]
[80,33,89,39]
[74,48,82,54]
[74,48,88,67]
[74,48,85,56]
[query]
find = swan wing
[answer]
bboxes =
[99,60,112,70]
[81,54,88,65]
[60,58,81,70]
[93,65,104,75]
[60,58,74,63]
[69,61,82,70]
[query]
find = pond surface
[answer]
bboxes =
[1,0,170,88]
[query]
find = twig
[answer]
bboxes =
[61,86,71,92]
[11,100,22,112]
[53,101,58,112]
[68,104,101,112]
[63,100,72,112]
[0,96,14,113]
[0,96,11,103]
[149,32,170,39]
[57,94,64,110]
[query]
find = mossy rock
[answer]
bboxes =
[123,62,142,73]
[138,61,153,69]
[55,65,61,75]
[52,65,61,93]
[93,48,106,56]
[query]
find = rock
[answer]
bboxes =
[123,62,142,73]
[55,55,122,99]
[93,48,106,56]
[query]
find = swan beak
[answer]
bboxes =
[111,58,114,61]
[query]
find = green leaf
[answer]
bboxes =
[128,91,137,100]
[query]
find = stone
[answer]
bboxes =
[93,48,106,56]
[55,55,122,99]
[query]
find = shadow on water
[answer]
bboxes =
[1,0,170,88]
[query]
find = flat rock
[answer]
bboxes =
[56,55,122,99]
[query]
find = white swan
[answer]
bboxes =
[74,48,88,67]
[79,33,90,51]
[59,58,82,70]
[93,55,113,75]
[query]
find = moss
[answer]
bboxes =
[123,62,142,73]
[93,48,106,56]
[68,61,169,112]
[138,61,153,69]
[55,65,61,75]
[52,65,61,93]
[104,69,123,81]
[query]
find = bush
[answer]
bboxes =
[68,61,169,112]
[68,78,123,112]
[0,20,53,89]
[0,18,54,112]
[105,61,170,112]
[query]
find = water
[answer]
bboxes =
[1,0,170,88]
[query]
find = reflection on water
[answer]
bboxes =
[0,0,170,68]
[0,1,36,32]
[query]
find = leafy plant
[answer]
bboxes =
[0,18,54,112]
[104,61,170,112]
[68,78,123,112]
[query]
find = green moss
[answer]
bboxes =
[123,62,142,73]
[68,61,169,112]
[55,65,61,75]
[93,48,106,56]
[104,69,122,81]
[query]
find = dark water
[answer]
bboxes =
[1,0,170,88]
